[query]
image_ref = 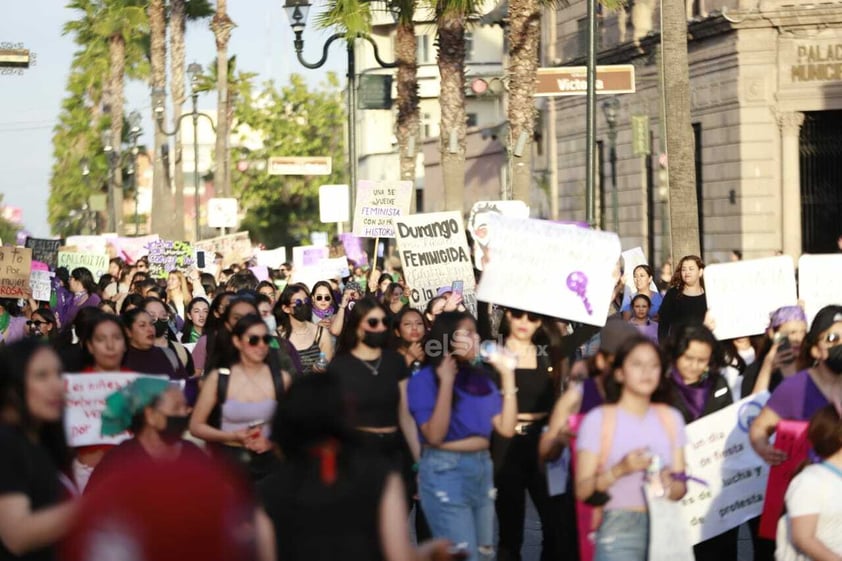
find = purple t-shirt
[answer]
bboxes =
[577,405,686,510]
[408,365,502,445]
[766,370,829,421]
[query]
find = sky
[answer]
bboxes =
[0,0,345,238]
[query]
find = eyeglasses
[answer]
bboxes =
[509,309,541,322]
[366,317,387,328]
[293,298,310,307]
[314,294,332,302]
[246,334,273,346]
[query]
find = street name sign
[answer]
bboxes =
[534,65,636,97]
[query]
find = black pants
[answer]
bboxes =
[493,428,566,561]
[748,515,776,561]
[693,526,739,561]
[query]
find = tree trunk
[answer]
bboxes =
[437,12,467,214]
[170,0,187,240]
[395,13,420,212]
[149,0,174,239]
[507,0,541,205]
[662,0,700,259]
[211,0,235,198]
[108,34,125,235]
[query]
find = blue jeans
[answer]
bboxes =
[594,510,649,561]
[418,448,495,561]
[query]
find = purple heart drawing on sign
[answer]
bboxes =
[566,271,594,315]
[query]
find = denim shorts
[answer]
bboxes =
[594,509,649,561]
[418,448,495,561]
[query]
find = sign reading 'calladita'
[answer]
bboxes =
[791,44,842,82]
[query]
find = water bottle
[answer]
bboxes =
[479,341,517,370]
[410,360,422,375]
[646,453,665,498]
[314,352,329,371]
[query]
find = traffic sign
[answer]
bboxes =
[207,198,238,229]
[534,65,636,97]
[267,156,332,176]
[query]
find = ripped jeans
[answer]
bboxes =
[418,448,495,561]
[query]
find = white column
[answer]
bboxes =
[777,111,804,260]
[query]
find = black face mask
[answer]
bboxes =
[362,330,389,349]
[825,345,842,375]
[292,305,312,322]
[161,414,189,443]
[154,319,169,338]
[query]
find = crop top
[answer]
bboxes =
[408,364,502,445]
[492,366,555,414]
[328,349,409,428]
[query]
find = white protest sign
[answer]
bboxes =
[293,257,351,290]
[319,184,350,224]
[29,270,52,301]
[679,392,770,545]
[798,254,842,324]
[467,200,529,271]
[57,251,109,281]
[476,217,621,326]
[395,211,476,312]
[352,179,413,238]
[292,245,329,270]
[66,235,107,254]
[207,197,238,229]
[63,373,168,447]
[704,256,797,340]
[622,247,658,292]
[255,247,287,269]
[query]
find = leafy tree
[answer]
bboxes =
[231,74,347,248]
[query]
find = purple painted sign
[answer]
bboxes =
[339,233,368,266]
[566,271,593,315]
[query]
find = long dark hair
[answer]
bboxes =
[499,309,565,394]
[181,297,209,344]
[604,335,674,404]
[230,313,271,365]
[206,297,258,372]
[390,306,428,350]
[427,310,475,368]
[311,281,338,314]
[273,283,311,339]
[336,297,388,356]
[666,324,724,373]
[80,314,126,369]
[206,291,234,336]
[71,267,99,295]
[0,340,70,471]
[670,255,705,292]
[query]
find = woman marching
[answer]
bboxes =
[658,256,707,342]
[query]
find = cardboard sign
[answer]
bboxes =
[29,269,52,301]
[394,211,476,312]
[704,256,798,340]
[476,217,621,326]
[352,179,413,238]
[25,237,61,268]
[255,247,287,269]
[195,231,253,267]
[339,233,368,266]
[798,254,842,324]
[292,245,329,269]
[679,393,771,544]
[758,419,811,539]
[467,200,529,271]
[146,240,195,279]
[57,251,109,281]
[63,373,167,447]
[109,235,159,264]
[66,235,107,254]
[0,247,32,298]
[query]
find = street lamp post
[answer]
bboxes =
[603,97,620,234]
[127,111,143,236]
[79,158,97,234]
[281,0,396,217]
[151,64,216,242]
[101,130,119,233]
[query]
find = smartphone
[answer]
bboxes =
[196,250,206,269]
[451,280,464,299]
[777,337,794,363]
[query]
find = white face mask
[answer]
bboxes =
[263,315,277,333]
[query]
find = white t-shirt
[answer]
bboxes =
[777,463,842,559]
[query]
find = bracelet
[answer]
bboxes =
[501,387,519,396]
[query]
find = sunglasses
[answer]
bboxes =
[510,309,541,322]
[246,334,273,346]
[826,332,841,345]
[294,298,311,307]
[314,294,332,302]
[27,320,49,328]
[366,317,387,328]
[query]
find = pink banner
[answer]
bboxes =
[758,420,810,539]
[568,413,597,561]
[31,260,49,272]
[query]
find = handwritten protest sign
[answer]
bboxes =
[679,393,770,544]
[339,233,368,266]
[476,218,621,326]
[798,254,842,324]
[195,231,253,267]
[63,373,167,447]
[29,269,52,301]
[0,247,32,298]
[352,180,413,238]
[758,419,811,539]
[467,201,529,271]
[25,237,62,268]
[395,211,476,312]
[66,235,106,255]
[704,256,797,339]
[57,251,109,280]
[255,247,287,269]
[292,245,329,269]
[146,240,195,279]
[110,234,158,263]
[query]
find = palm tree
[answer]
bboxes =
[211,0,236,197]
[392,0,420,211]
[149,0,175,238]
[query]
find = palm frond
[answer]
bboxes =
[314,0,372,38]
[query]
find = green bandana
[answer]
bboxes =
[0,312,9,335]
[101,377,170,436]
[189,328,201,343]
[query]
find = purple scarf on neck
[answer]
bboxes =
[670,368,711,421]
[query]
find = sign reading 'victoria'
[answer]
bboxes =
[534,65,636,97]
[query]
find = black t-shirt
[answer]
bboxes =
[327,350,409,428]
[258,453,389,561]
[740,360,784,398]
[658,289,708,341]
[0,427,61,561]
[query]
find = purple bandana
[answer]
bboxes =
[671,368,711,421]
[455,367,495,396]
[769,306,807,329]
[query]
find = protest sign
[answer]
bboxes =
[467,200,529,271]
[798,254,842,324]
[25,237,61,268]
[293,257,350,290]
[195,231,253,267]
[29,269,52,301]
[146,240,195,279]
[249,265,269,282]
[704,256,797,340]
[292,245,329,269]
[63,373,167,447]
[394,211,476,312]
[352,180,413,238]
[339,233,368,266]
[621,247,658,292]
[678,393,771,544]
[476,218,621,326]
[0,247,32,298]
[758,419,811,539]
[255,247,287,269]
[109,234,158,263]
[66,235,106,254]
[57,251,109,280]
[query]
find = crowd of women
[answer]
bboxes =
[0,251,840,561]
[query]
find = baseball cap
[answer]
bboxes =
[599,318,639,355]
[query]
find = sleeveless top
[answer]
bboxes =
[221,399,277,438]
[296,327,324,375]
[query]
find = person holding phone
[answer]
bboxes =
[741,306,807,397]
